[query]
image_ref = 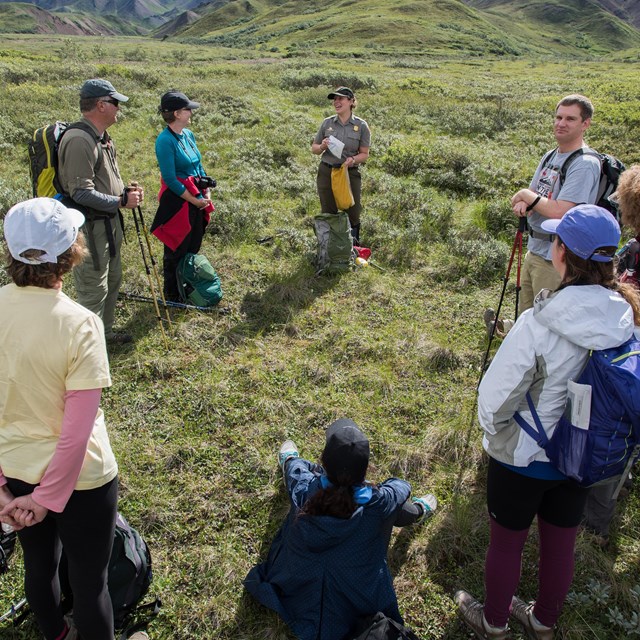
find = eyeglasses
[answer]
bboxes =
[100,98,120,107]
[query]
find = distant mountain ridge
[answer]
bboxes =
[160,0,640,56]
[0,0,639,55]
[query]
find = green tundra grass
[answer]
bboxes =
[0,34,639,639]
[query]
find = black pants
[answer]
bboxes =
[163,207,207,300]
[7,477,118,640]
[316,162,362,227]
[487,458,589,530]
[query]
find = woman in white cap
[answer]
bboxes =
[244,418,437,640]
[151,90,214,302]
[0,198,119,640]
[455,204,640,640]
[311,87,371,245]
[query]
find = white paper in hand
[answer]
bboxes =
[327,135,344,160]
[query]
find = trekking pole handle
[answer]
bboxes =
[518,216,527,233]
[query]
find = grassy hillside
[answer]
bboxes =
[0,34,639,640]
[0,2,145,35]
[169,0,640,57]
[466,0,640,51]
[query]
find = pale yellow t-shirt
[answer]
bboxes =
[0,284,117,489]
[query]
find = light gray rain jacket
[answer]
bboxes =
[478,285,635,467]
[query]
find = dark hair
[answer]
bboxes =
[617,165,640,233]
[161,110,176,124]
[557,237,640,324]
[6,234,88,288]
[80,97,100,113]
[556,94,594,121]
[300,474,357,519]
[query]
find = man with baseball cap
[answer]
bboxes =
[57,78,143,344]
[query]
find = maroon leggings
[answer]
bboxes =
[484,517,579,628]
[483,459,588,628]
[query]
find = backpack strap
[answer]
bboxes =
[513,392,550,448]
[540,148,558,175]
[558,148,587,186]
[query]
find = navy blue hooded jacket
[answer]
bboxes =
[244,458,411,640]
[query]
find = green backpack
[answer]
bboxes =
[176,253,223,307]
[313,211,353,274]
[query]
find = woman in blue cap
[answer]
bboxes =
[455,204,640,640]
[311,87,371,245]
[244,418,437,640]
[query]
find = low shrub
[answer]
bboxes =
[429,229,508,285]
[207,196,271,243]
[473,199,518,240]
[280,70,376,92]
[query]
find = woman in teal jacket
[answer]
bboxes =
[151,90,213,301]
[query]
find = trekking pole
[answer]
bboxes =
[480,216,527,383]
[130,199,169,347]
[129,183,172,330]
[452,216,527,499]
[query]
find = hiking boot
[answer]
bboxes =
[483,308,497,339]
[412,494,438,523]
[127,632,150,640]
[483,308,514,339]
[278,440,299,474]
[454,590,509,640]
[106,331,133,345]
[510,596,554,640]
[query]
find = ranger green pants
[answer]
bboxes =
[73,214,123,337]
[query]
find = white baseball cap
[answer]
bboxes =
[4,198,85,265]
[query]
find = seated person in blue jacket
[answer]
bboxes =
[244,418,437,640]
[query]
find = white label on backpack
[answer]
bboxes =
[566,380,592,429]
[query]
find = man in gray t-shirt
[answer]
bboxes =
[510,94,601,311]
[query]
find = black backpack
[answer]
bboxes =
[0,513,160,633]
[28,121,98,199]
[349,612,421,640]
[542,147,625,220]
[0,528,16,575]
[109,512,158,631]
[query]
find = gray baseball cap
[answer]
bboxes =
[80,78,129,102]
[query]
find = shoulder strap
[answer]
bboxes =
[541,148,557,170]
[513,393,550,448]
[558,148,586,186]
[60,121,102,145]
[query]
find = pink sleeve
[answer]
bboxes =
[32,388,102,513]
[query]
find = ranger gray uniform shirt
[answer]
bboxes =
[314,114,371,167]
